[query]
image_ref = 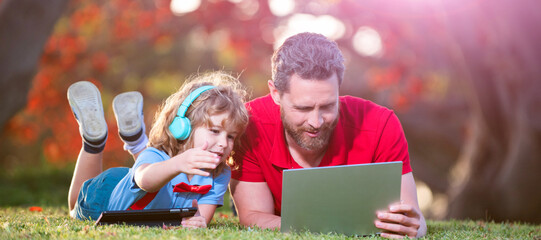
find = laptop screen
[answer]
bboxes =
[281,161,402,236]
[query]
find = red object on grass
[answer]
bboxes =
[29,206,43,212]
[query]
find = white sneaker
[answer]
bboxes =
[113,91,144,137]
[67,81,107,142]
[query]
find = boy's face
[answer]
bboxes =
[191,112,238,162]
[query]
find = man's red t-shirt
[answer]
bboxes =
[231,94,412,215]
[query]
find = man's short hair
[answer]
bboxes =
[271,32,345,93]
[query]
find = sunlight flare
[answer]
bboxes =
[273,14,345,49]
[269,0,295,17]
[170,0,201,16]
[352,26,383,57]
[416,181,433,212]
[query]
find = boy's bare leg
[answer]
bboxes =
[68,150,103,210]
[66,81,108,212]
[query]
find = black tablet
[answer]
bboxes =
[95,207,197,227]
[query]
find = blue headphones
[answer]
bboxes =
[169,85,216,140]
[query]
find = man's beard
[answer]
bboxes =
[281,108,338,152]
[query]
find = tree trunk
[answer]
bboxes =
[0,0,69,131]
[445,0,541,223]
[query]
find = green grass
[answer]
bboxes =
[1,207,540,239]
[0,163,72,207]
[0,164,540,239]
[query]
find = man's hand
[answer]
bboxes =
[181,200,207,228]
[374,202,422,238]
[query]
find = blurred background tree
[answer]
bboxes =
[1,0,540,223]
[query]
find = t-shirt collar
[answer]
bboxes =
[270,121,294,169]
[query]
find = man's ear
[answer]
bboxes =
[268,80,281,105]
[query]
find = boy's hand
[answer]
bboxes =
[175,141,220,176]
[181,200,207,228]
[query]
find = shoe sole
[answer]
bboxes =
[67,81,107,142]
[113,91,143,137]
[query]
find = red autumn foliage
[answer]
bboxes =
[5,0,431,167]
[91,52,109,73]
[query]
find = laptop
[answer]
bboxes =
[95,207,197,227]
[281,161,402,236]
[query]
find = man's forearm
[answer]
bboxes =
[239,211,281,230]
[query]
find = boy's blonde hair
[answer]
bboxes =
[148,71,249,175]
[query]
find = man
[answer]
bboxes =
[230,32,427,238]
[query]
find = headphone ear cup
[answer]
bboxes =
[168,85,215,141]
[169,116,192,140]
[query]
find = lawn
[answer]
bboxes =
[2,207,540,239]
[1,164,540,239]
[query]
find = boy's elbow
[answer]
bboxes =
[134,164,158,192]
[135,177,159,193]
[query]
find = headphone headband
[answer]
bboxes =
[176,85,216,117]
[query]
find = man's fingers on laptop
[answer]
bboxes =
[389,203,419,217]
[379,232,405,239]
[393,213,420,230]
[376,211,420,232]
[375,220,418,238]
[380,231,412,239]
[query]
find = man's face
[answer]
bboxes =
[276,73,340,152]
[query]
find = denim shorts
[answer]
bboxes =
[72,167,129,221]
